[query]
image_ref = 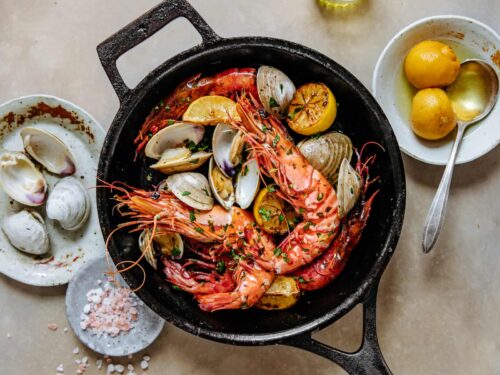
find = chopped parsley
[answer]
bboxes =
[267,185,276,193]
[258,207,272,221]
[171,246,181,258]
[287,106,303,121]
[279,213,285,223]
[272,134,280,147]
[194,227,204,233]
[167,119,175,126]
[216,260,226,274]
[269,97,279,108]
[171,285,182,291]
[181,191,191,196]
[317,192,324,201]
[189,211,196,222]
[273,248,282,257]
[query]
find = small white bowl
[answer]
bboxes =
[372,15,500,165]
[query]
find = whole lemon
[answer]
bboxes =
[411,88,456,140]
[404,40,460,89]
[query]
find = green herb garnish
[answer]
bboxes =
[171,247,181,258]
[216,260,226,274]
[272,134,280,147]
[258,207,272,221]
[181,191,191,196]
[269,97,279,108]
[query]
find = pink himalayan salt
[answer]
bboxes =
[80,282,139,338]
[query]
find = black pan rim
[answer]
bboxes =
[97,35,406,345]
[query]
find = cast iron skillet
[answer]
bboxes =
[96,1,405,374]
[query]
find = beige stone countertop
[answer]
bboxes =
[1,0,500,374]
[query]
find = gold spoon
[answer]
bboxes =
[422,59,499,253]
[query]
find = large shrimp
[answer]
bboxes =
[234,95,340,274]
[293,191,377,291]
[134,68,258,155]
[109,183,275,311]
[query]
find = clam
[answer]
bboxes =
[212,123,245,178]
[337,158,362,219]
[145,122,212,175]
[257,65,296,119]
[208,157,235,210]
[20,127,76,175]
[165,172,214,211]
[138,229,183,269]
[46,176,90,230]
[0,151,47,206]
[2,210,50,255]
[235,159,260,209]
[298,132,353,184]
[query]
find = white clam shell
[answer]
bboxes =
[150,150,212,175]
[145,122,205,160]
[212,123,244,178]
[337,158,362,219]
[46,176,90,230]
[298,132,353,184]
[20,127,76,175]
[0,151,47,206]
[208,157,235,211]
[257,65,296,119]
[2,210,50,255]
[235,159,260,209]
[166,172,214,211]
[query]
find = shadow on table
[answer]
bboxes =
[0,272,66,297]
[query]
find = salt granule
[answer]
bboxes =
[80,281,139,337]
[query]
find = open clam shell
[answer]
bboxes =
[145,122,205,160]
[337,158,362,219]
[298,132,353,184]
[2,210,50,255]
[208,157,235,210]
[212,123,245,178]
[150,150,212,174]
[0,151,47,206]
[145,122,211,174]
[257,65,296,119]
[46,176,90,231]
[138,229,183,269]
[20,127,76,175]
[166,172,214,211]
[235,159,260,209]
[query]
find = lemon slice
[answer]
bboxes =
[287,83,337,136]
[182,95,241,125]
[253,187,297,235]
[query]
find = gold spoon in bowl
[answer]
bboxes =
[422,59,499,253]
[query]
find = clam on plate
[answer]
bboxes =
[0,95,105,286]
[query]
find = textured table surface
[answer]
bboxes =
[1,1,499,374]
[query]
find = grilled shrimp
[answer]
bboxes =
[134,68,258,155]
[110,183,275,311]
[234,95,340,274]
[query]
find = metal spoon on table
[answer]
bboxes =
[422,59,499,253]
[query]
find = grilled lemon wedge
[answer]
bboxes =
[182,95,241,125]
[287,83,337,135]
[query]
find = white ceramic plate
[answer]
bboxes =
[373,15,500,165]
[66,257,165,356]
[0,95,105,286]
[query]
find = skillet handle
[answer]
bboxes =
[282,283,392,375]
[96,0,220,102]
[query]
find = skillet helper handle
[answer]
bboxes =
[96,0,220,102]
[283,284,392,375]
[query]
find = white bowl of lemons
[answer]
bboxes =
[373,15,500,165]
